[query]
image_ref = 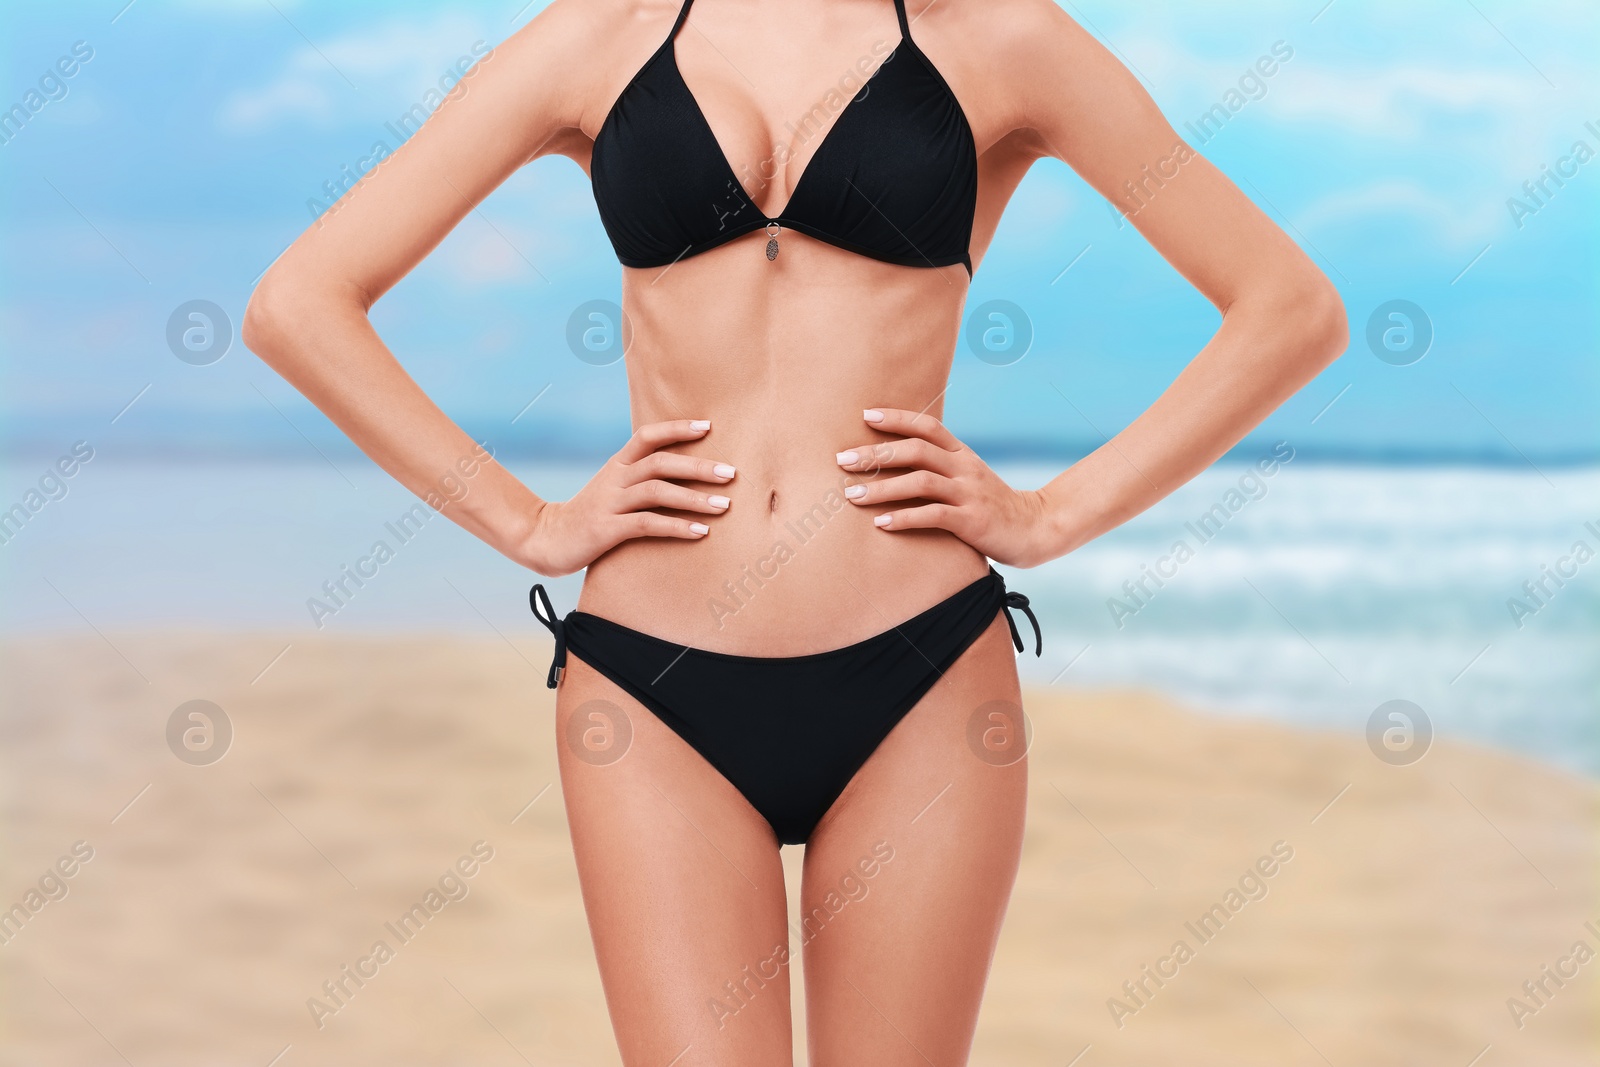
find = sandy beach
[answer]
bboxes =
[2,632,1594,1066]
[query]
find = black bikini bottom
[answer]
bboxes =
[529,566,1042,845]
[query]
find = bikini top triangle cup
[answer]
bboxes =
[590,0,978,274]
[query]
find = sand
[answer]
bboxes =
[1,632,1595,1066]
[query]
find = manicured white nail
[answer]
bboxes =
[714,464,737,478]
[836,450,859,465]
[874,514,892,527]
[690,420,711,432]
[709,495,730,509]
[845,485,866,500]
[690,522,710,535]
[863,409,884,423]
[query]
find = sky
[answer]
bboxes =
[1,0,1596,464]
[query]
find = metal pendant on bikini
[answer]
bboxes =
[765,222,781,261]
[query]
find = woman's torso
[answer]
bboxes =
[564,0,1027,653]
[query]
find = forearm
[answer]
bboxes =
[243,283,546,567]
[1038,281,1347,558]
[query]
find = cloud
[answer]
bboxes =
[1101,0,1596,163]
[439,225,541,285]
[1257,63,1552,140]
[221,74,334,130]
[1295,178,1505,248]
[1104,14,1598,236]
[218,12,493,131]
[1118,30,1559,140]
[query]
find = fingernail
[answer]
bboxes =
[845,485,866,500]
[690,522,710,535]
[874,514,892,527]
[714,464,737,478]
[709,495,730,509]
[690,420,711,432]
[863,409,884,422]
[836,450,859,465]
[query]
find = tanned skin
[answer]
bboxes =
[244,0,1347,1062]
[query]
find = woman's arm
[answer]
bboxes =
[841,1,1347,566]
[1014,5,1348,559]
[243,0,732,576]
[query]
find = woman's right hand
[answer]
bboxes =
[518,419,736,576]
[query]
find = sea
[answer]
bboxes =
[2,456,1595,776]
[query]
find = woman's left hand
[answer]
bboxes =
[836,408,1060,568]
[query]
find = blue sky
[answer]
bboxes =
[2,0,1595,463]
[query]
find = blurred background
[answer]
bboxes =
[2,1,1595,1065]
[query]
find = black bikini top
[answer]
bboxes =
[590,0,978,275]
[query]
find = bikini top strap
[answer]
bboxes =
[669,0,697,39]
[892,0,912,40]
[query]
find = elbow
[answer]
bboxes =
[1236,270,1347,376]
[242,267,366,363]
[1224,261,1350,373]
[241,267,302,363]
[1297,273,1348,371]
[238,283,270,358]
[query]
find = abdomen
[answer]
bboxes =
[577,231,985,653]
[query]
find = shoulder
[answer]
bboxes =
[898,0,1106,139]
[908,0,1158,151]
[903,0,1093,71]
[524,0,684,45]
[495,0,686,132]
[905,0,1078,42]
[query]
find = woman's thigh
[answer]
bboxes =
[556,654,793,1067]
[799,614,1029,1067]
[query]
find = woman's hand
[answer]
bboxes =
[519,419,736,577]
[836,408,1060,568]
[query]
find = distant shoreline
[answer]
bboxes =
[4,440,1598,469]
